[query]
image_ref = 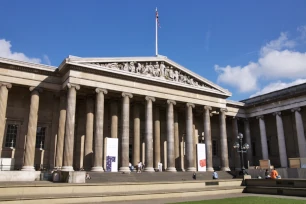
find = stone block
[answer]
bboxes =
[0,171,41,181]
[57,171,86,183]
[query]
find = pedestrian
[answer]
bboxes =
[212,170,218,179]
[85,173,91,180]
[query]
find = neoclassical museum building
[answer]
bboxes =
[0,55,305,172]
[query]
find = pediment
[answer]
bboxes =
[65,56,231,97]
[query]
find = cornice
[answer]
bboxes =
[0,63,60,77]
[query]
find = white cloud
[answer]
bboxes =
[297,25,306,39]
[215,63,258,92]
[260,32,295,56]
[215,28,306,96]
[0,39,51,65]
[250,79,306,97]
[43,54,51,65]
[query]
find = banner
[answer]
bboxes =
[105,138,118,172]
[197,143,206,171]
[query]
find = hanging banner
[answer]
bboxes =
[197,143,206,172]
[105,137,118,172]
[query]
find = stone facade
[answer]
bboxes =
[0,56,305,172]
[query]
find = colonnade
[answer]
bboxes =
[0,82,305,171]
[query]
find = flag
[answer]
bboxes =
[156,8,161,28]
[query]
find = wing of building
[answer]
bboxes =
[0,55,305,173]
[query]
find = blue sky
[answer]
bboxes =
[1,0,306,101]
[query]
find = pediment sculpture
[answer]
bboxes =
[90,61,215,90]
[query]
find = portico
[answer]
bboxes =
[0,56,305,173]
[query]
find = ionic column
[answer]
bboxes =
[22,87,42,171]
[133,103,141,166]
[232,117,240,170]
[219,108,230,171]
[144,96,155,172]
[110,101,118,138]
[244,118,253,166]
[256,115,269,160]
[0,83,11,159]
[83,96,94,170]
[119,92,133,172]
[174,110,179,169]
[154,106,161,169]
[204,106,213,171]
[92,88,107,171]
[273,112,288,167]
[55,92,66,168]
[186,103,196,172]
[291,108,306,157]
[166,100,177,172]
[62,83,80,171]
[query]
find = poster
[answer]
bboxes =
[197,143,206,172]
[105,137,118,172]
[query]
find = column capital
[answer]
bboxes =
[0,83,12,89]
[204,105,212,111]
[291,107,301,112]
[219,108,227,113]
[256,115,264,120]
[167,100,176,105]
[186,103,195,108]
[66,83,80,90]
[29,86,43,93]
[122,92,133,98]
[145,96,155,102]
[273,111,282,116]
[95,88,107,94]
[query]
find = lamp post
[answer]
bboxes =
[233,133,249,174]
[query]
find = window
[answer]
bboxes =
[252,141,256,156]
[36,127,46,149]
[5,124,18,147]
[212,140,217,156]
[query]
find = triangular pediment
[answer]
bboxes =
[64,56,231,97]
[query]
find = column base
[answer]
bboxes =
[144,167,155,172]
[221,167,231,171]
[186,167,196,172]
[91,167,104,172]
[206,167,214,172]
[61,166,74,171]
[119,167,130,173]
[21,166,35,171]
[166,167,177,172]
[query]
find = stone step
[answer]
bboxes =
[0,185,244,204]
[86,171,234,183]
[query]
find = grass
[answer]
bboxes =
[175,196,306,204]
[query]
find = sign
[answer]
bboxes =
[0,158,14,171]
[259,159,270,169]
[105,138,118,172]
[197,143,206,172]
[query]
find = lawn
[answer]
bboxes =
[175,196,306,204]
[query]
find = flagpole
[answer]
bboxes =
[155,7,158,56]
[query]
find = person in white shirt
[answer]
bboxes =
[158,162,163,172]
[137,162,142,173]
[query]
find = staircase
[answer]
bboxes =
[86,171,234,183]
[0,172,242,203]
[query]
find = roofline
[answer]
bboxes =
[0,57,57,71]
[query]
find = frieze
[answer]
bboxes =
[88,61,215,90]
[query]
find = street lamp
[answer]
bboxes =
[233,133,249,174]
